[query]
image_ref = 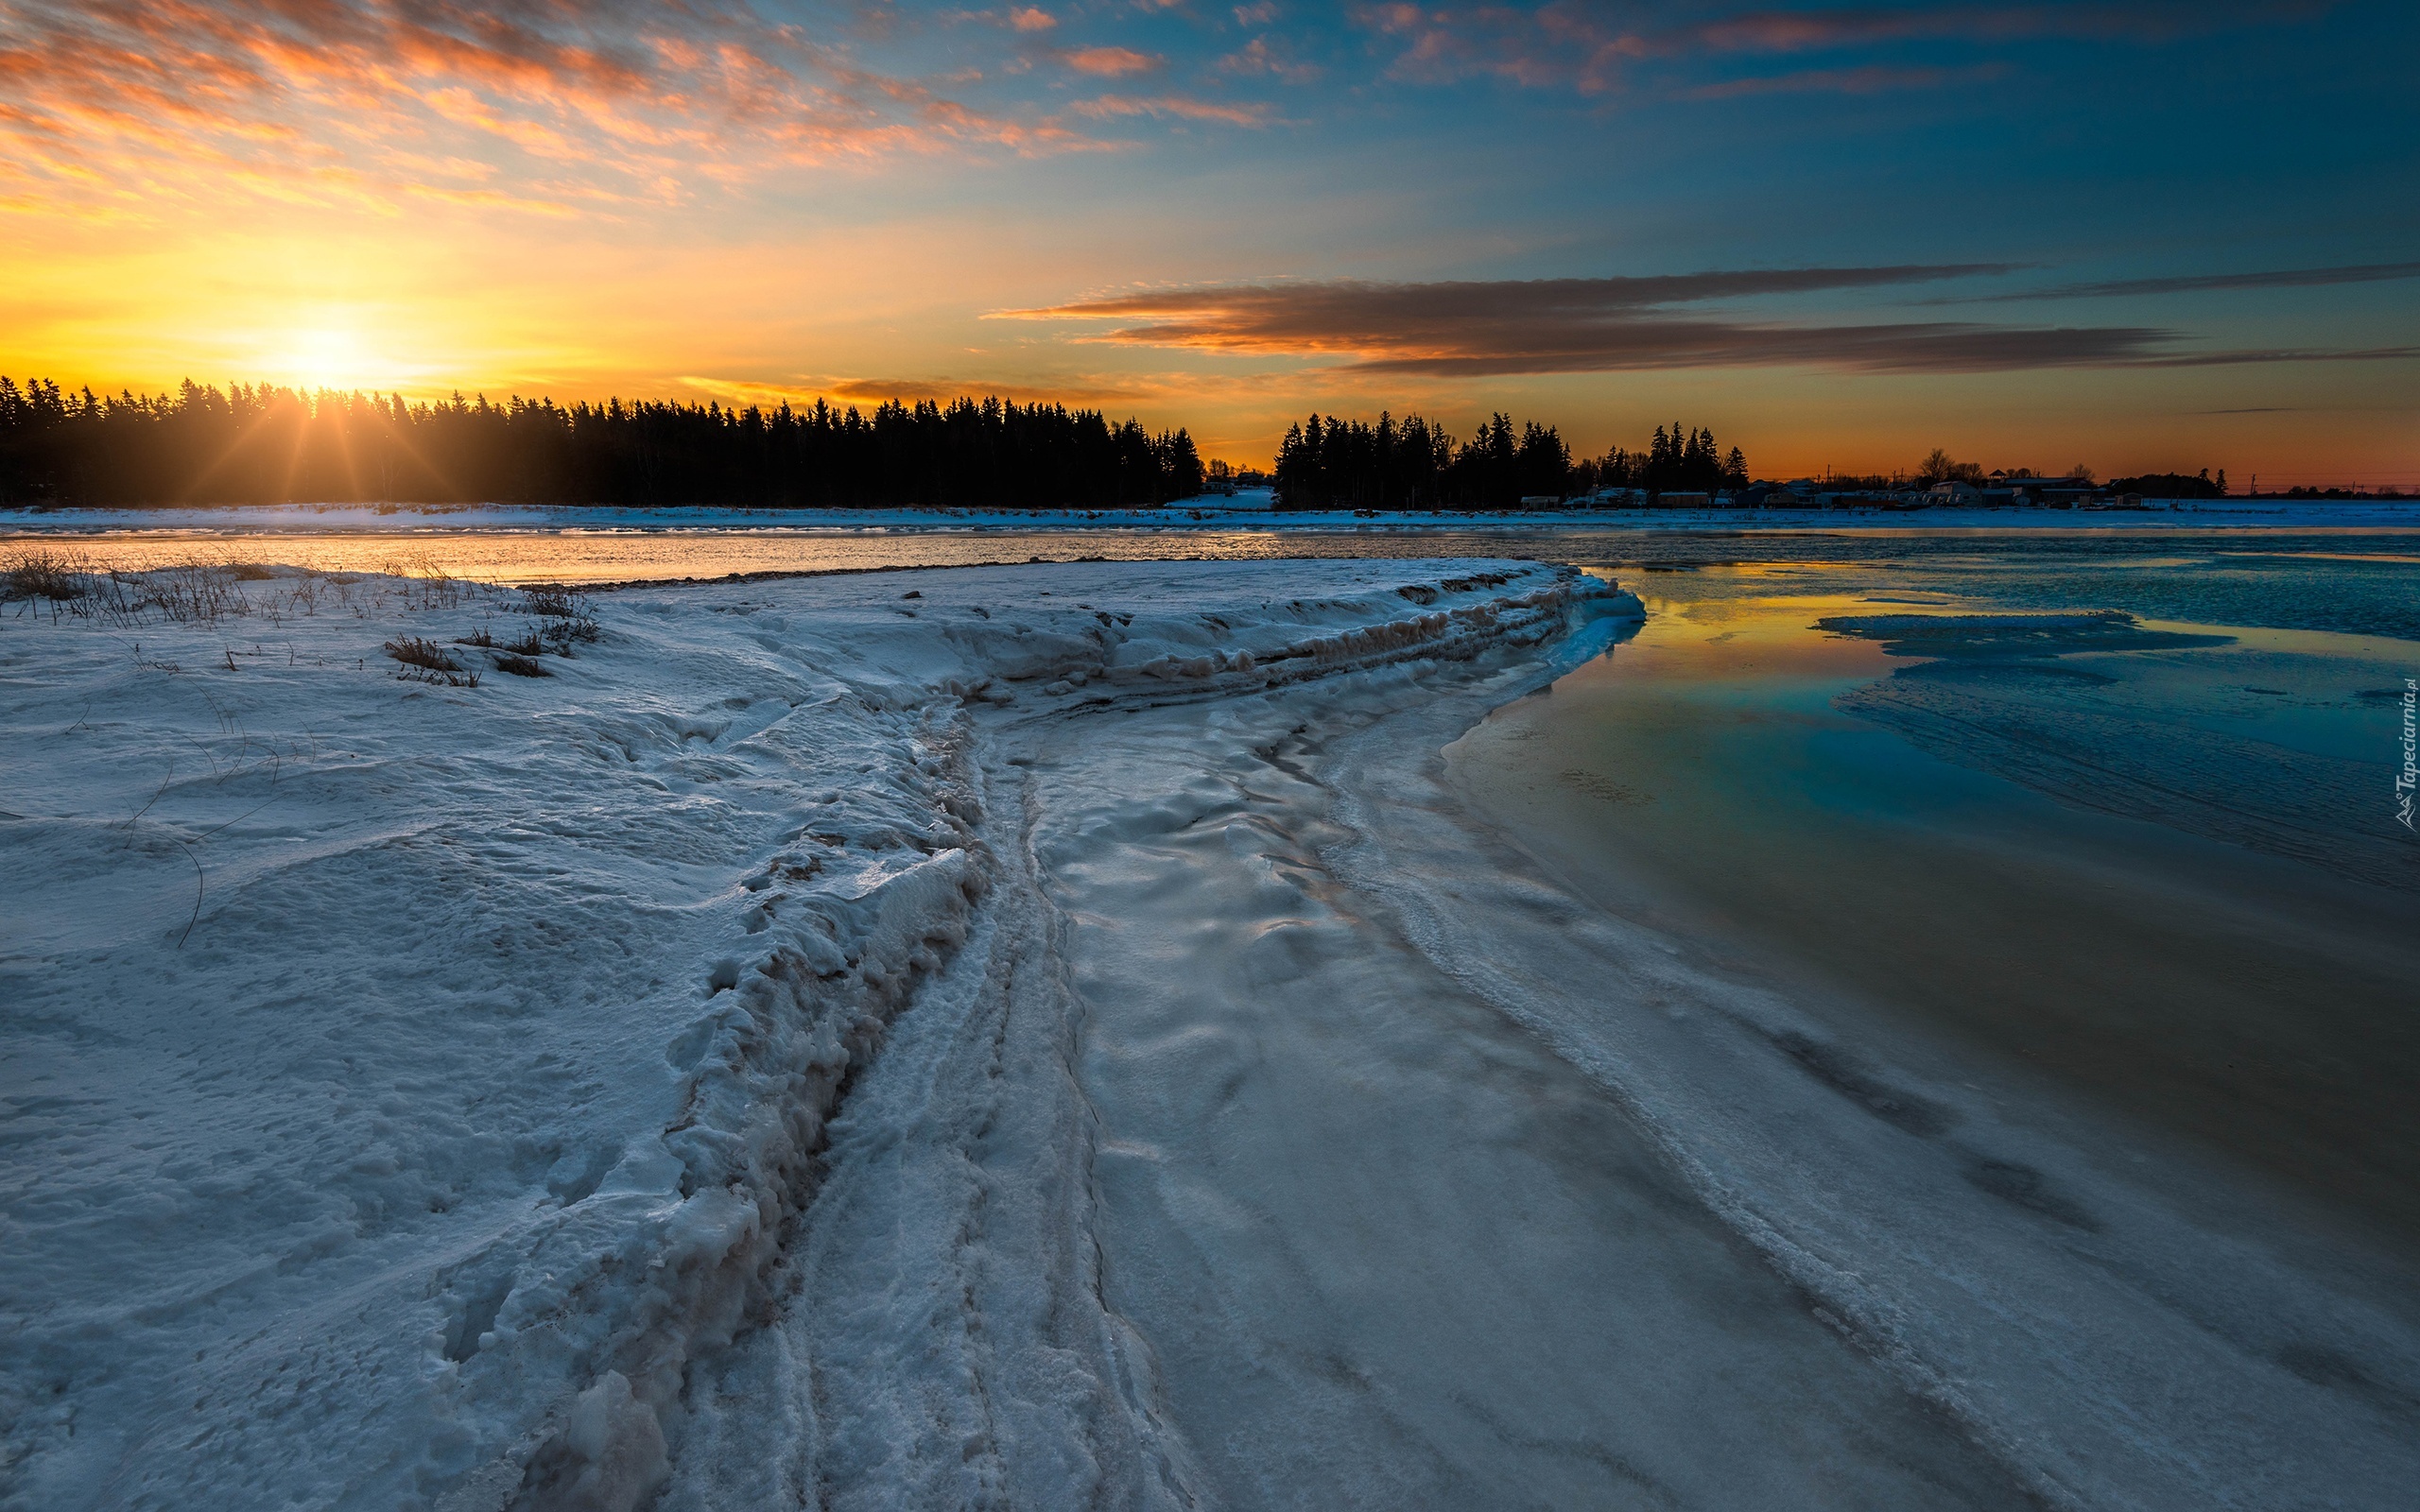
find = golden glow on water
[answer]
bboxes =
[0,526,1448,585]
[1576,574,1921,680]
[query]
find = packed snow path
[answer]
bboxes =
[5,558,2414,1510]
[660,667,2030,1511]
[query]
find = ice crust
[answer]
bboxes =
[0,558,1632,1510]
[9,552,2412,1511]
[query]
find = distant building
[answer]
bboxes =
[1657,491,1712,508]
[1927,481,1982,503]
[2000,475,2102,506]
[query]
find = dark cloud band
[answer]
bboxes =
[1010,269,2417,374]
[1962,261,2420,301]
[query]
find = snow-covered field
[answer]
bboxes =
[5,554,2413,1510]
[0,558,1634,1509]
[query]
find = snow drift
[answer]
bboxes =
[0,557,1629,1511]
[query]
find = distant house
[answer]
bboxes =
[1657,491,1712,508]
[1518,494,1568,509]
[2000,475,2102,506]
[1927,481,1982,503]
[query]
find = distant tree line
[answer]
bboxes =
[1913,451,2235,498]
[1272,412,1746,509]
[1594,424,1749,497]
[0,378,1205,508]
[2108,470,2226,499]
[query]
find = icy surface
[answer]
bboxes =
[6,552,2413,1510]
[0,558,1638,1509]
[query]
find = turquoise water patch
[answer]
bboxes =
[1813,610,2415,890]
[1453,559,2420,1246]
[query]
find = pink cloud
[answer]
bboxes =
[1060,45,1165,77]
[1219,36,1324,84]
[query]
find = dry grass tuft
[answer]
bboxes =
[518,584,600,652]
[384,636,460,672]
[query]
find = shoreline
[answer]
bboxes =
[8,496,2420,540]
[1331,668,2420,1511]
[1439,579,2420,1245]
[1449,659,2420,1251]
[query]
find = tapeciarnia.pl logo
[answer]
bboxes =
[2399,676,2417,832]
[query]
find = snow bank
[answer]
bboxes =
[0,556,1620,1511]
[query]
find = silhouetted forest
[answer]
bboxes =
[1595,424,1749,497]
[0,379,1204,508]
[1272,412,1745,509]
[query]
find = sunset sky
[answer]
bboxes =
[2,0,2412,481]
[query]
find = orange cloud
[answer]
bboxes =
[1059,46,1164,77]
[0,0,1079,220]
[679,372,1168,406]
[1066,94,1275,127]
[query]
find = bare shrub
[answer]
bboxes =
[388,553,475,610]
[3,546,90,604]
[146,561,252,625]
[494,653,551,678]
